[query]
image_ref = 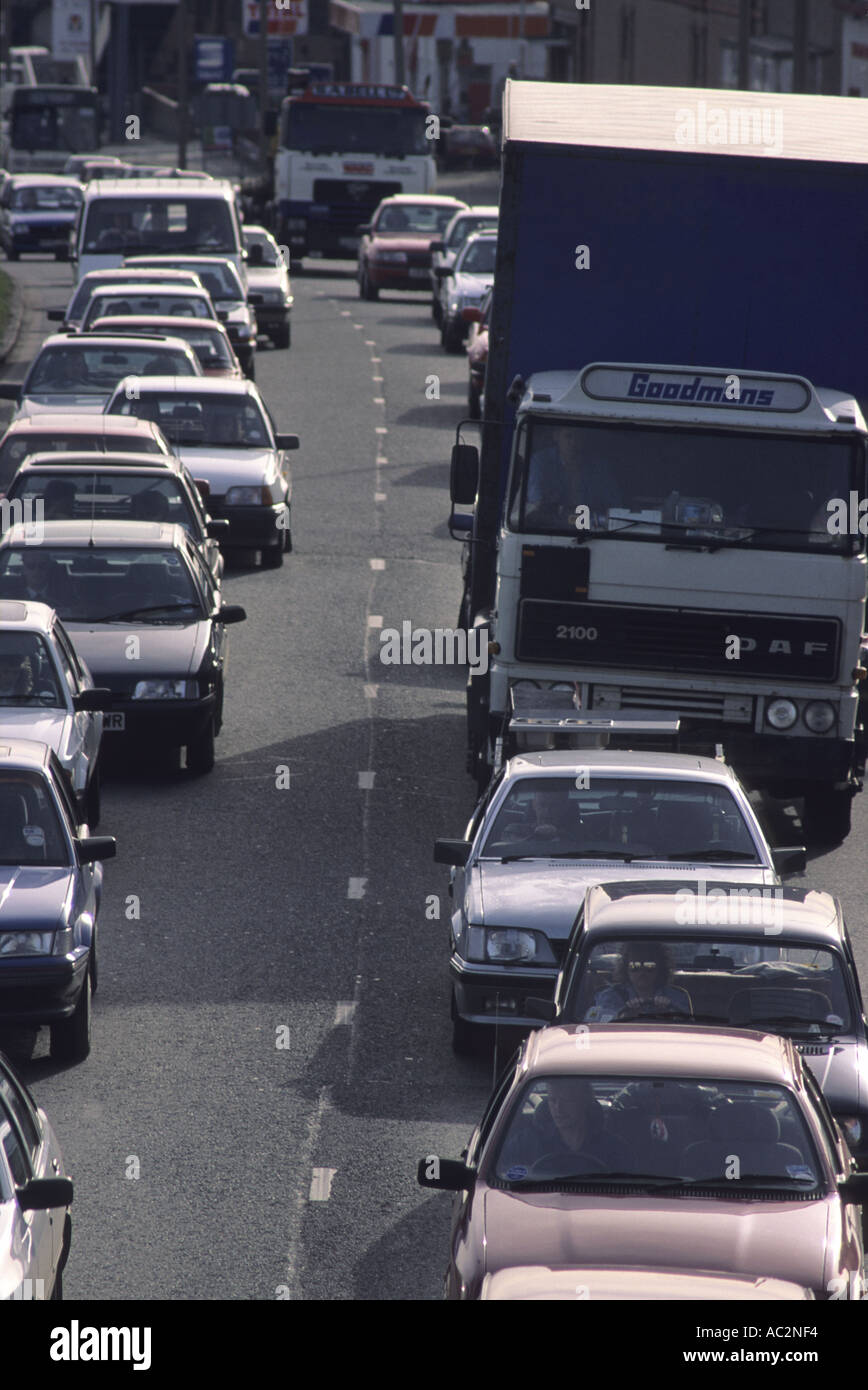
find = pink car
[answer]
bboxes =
[419,1025,868,1299]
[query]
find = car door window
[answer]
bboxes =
[51,627,80,698]
[185,545,213,609]
[48,754,81,839]
[469,1050,521,1165]
[0,1073,40,1164]
[802,1066,844,1168]
[1,1111,30,1187]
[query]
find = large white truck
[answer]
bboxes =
[453,83,868,844]
[273,80,436,265]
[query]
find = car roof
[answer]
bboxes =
[480,1267,814,1301]
[242,225,272,238]
[459,206,499,218]
[86,283,211,298]
[77,268,202,284]
[522,1023,799,1086]
[4,414,163,437]
[37,332,197,352]
[581,881,842,944]
[8,174,81,188]
[505,750,738,781]
[124,255,240,270]
[86,178,235,196]
[0,599,57,635]
[15,451,181,474]
[378,194,467,206]
[0,737,53,771]
[89,317,229,340]
[112,375,258,396]
[2,519,185,548]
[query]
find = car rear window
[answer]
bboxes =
[24,344,198,394]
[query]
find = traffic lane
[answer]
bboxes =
[0,255,75,378]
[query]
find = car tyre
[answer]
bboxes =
[274,320,291,350]
[432,296,442,324]
[441,319,464,354]
[186,717,216,774]
[468,381,481,420]
[451,1006,480,1057]
[802,787,852,845]
[50,967,92,1064]
[261,537,284,569]
[360,266,379,301]
[245,356,256,381]
[51,1268,63,1301]
[6,249,19,262]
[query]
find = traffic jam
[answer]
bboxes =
[0,67,867,1328]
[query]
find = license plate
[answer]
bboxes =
[103,713,125,731]
[339,236,359,250]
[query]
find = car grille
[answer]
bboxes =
[312,179,402,233]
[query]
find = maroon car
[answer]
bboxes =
[419,1025,868,1300]
[357,195,466,300]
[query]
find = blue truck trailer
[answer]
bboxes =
[453,82,868,841]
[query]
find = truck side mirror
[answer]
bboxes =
[451,443,478,506]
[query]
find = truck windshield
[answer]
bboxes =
[281,105,429,157]
[509,419,863,555]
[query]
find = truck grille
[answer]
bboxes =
[312,179,402,233]
[517,600,840,682]
[592,685,754,724]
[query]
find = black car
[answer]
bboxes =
[0,738,116,1063]
[0,520,245,773]
[0,176,82,261]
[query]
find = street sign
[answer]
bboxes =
[195,37,235,83]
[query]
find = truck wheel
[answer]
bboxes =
[802,788,852,845]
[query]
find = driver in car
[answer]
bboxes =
[0,649,35,700]
[498,1078,629,1178]
[584,940,692,1022]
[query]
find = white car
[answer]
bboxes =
[429,205,498,323]
[106,376,297,568]
[243,225,293,350]
[436,230,497,353]
[0,601,109,823]
[0,1048,72,1301]
[434,748,805,1051]
[0,332,202,420]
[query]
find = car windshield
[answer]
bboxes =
[66,273,201,321]
[0,547,201,623]
[11,183,80,210]
[458,238,497,275]
[481,777,761,862]
[244,232,281,266]
[0,433,164,488]
[447,215,498,249]
[8,472,197,533]
[570,935,854,1032]
[24,345,197,395]
[491,1075,823,1193]
[109,392,271,448]
[375,204,458,234]
[0,632,63,708]
[82,197,236,254]
[0,770,69,866]
[130,260,242,301]
[82,292,212,327]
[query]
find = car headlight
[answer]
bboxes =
[234,323,253,338]
[226,485,270,505]
[766,698,798,730]
[803,700,836,733]
[53,927,74,955]
[0,931,54,956]
[132,679,198,699]
[374,251,408,265]
[485,929,536,963]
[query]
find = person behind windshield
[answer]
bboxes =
[0,649,34,700]
[584,941,692,1022]
[498,1077,629,1178]
[524,425,586,530]
[495,786,578,848]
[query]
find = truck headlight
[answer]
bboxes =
[375,251,408,265]
[132,679,197,699]
[0,931,53,956]
[803,700,835,733]
[766,698,798,730]
[485,929,536,962]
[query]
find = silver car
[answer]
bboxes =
[436,230,497,353]
[243,225,293,350]
[434,749,805,1051]
[429,206,498,323]
[0,1049,72,1300]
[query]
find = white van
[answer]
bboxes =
[72,178,246,285]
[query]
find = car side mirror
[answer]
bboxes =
[449,511,473,540]
[46,308,65,322]
[17,1177,73,1211]
[72,687,113,712]
[525,997,557,1023]
[417,1157,475,1192]
[838,1173,868,1204]
[275,433,299,450]
[434,838,471,867]
[450,443,479,506]
[356,223,372,235]
[0,383,22,401]
[206,518,230,537]
[193,478,211,499]
[435,266,452,280]
[772,845,807,876]
[429,240,445,254]
[76,835,117,863]
[215,604,246,624]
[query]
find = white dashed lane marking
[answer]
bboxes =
[309,1168,337,1202]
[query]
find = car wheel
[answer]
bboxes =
[261,537,284,569]
[51,1268,63,1301]
[468,381,481,420]
[50,967,92,1063]
[85,766,101,829]
[431,296,441,324]
[6,249,19,262]
[360,266,379,301]
[89,931,98,996]
[802,787,852,845]
[245,356,256,381]
[451,1010,480,1057]
[54,248,69,262]
[290,259,304,274]
[441,319,464,354]
[274,320,290,350]
[186,717,215,775]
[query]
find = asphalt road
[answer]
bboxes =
[1,163,867,1302]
